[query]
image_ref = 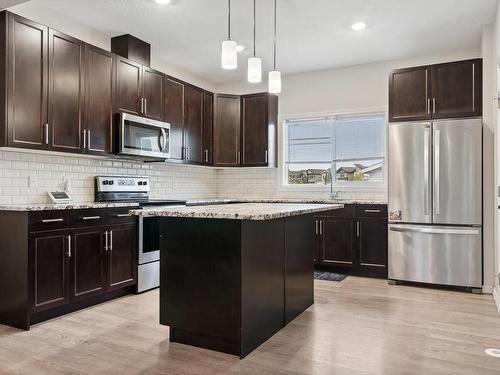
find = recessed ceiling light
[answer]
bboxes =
[155,0,171,5]
[236,45,246,52]
[351,22,367,31]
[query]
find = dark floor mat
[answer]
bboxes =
[314,271,348,282]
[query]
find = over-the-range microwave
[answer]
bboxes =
[118,112,170,160]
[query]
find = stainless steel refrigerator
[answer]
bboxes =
[388,118,482,290]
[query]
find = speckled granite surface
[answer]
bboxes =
[0,202,140,211]
[185,198,387,206]
[130,202,343,220]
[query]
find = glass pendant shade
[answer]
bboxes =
[221,40,238,70]
[268,70,281,93]
[247,57,262,83]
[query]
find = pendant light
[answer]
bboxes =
[247,0,262,83]
[221,0,238,70]
[268,0,281,93]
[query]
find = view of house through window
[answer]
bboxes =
[284,114,385,186]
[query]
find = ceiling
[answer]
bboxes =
[21,0,498,84]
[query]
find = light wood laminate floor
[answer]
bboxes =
[1,277,500,375]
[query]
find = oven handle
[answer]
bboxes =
[159,128,167,151]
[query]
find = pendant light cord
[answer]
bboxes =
[228,0,231,40]
[253,0,256,57]
[273,0,277,70]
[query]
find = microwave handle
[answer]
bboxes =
[159,128,167,151]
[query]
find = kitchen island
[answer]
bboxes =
[130,203,342,358]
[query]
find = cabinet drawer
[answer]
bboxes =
[70,209,107,227]
[315,204,356,218]
[29,211,70,232]
[107,207,137,225]
[357,205,387,218]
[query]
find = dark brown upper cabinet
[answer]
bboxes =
[48,29,85,153]
[431,59,482,119]
[203,91,214,165]
[389,66,431,123]
[184,85,204,164]
[143,67,164,121]
[2,13,48,149]
[214,94,241,167]
[83,44,114,155]
[241,93,278,167]
[389,59,482,122]
[114,55,143,116]
[164,77,185,161]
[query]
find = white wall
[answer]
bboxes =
[7,2,217,91]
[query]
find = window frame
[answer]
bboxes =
[281,111,387,191]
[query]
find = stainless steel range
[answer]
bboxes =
[95,176,186,293]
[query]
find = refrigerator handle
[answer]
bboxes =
[423,126,431,216]
[434,129,440,215]
[389,225,480,235]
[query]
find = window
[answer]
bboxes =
[284,114,385,187]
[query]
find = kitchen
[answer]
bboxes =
[1,0,500,374]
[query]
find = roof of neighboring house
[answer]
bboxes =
[336,162,383,175]
[336,167,357,174]
[360,162,383,174]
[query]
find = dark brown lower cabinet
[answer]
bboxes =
[71,227,106,302]
[314,204,388,278]
[30,230,70,313]
[108,224,137,290]
[0,207,137,330]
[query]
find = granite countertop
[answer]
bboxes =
[0,202,140,212]
[130,202,343,221]
[185,198,387,206]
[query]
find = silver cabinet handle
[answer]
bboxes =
[265,150,268,163]
[432,97,436,114]
[315,220,318,235]
[144,98,147,115]
[139,98,144,114]
[427,98,431,115]
[104,230,109,251]
[82,130,87,149]
[41,218,64,223]
[115,214,130,218]
[319,220,323,235]
[109,230,113,251]
[81,216,101,221]
[66,235,71,258]
[237,151,241,164]
[205,149,209,163]
[364,209,381,213]
[44,124,49,145]
[357,221,361,237]
[87,130,91,149]
[434,129,441,215]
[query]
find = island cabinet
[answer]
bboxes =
[159,214,315,358]
[0,207,137,330]
[314,204,388,278]
[389,59,482,122]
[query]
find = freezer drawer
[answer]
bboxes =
[388,224,482,288]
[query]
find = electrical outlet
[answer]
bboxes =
[29,175,38,187]
[64,178,71,192]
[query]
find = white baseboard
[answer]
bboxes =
[493,286,500,315]
[483,285,494,294]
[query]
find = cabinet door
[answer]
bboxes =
[108,224,137,291]
[185,85,203,163]
[214,94,241,166]
[202,91,214,165]
[241,94,268,166]
[30,231,70,313]
[71,227,106,302]
[389,66,431,123]
[321,218,355,266]
[114,55,142,115]
[143,67,164,121]
[358,218,388,277]
[6,14,48,149]
[431,59,482,119]
[164,77,185,160]
[84,44,113,154]
[48,30,84,153]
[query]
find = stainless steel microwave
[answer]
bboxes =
[118,113,170,160]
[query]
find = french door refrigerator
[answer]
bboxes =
[388,118,482,290]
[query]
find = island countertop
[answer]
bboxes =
[130,202,343,220]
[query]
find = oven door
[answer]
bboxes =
[119,113,170,159]
[138,215,161,264]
